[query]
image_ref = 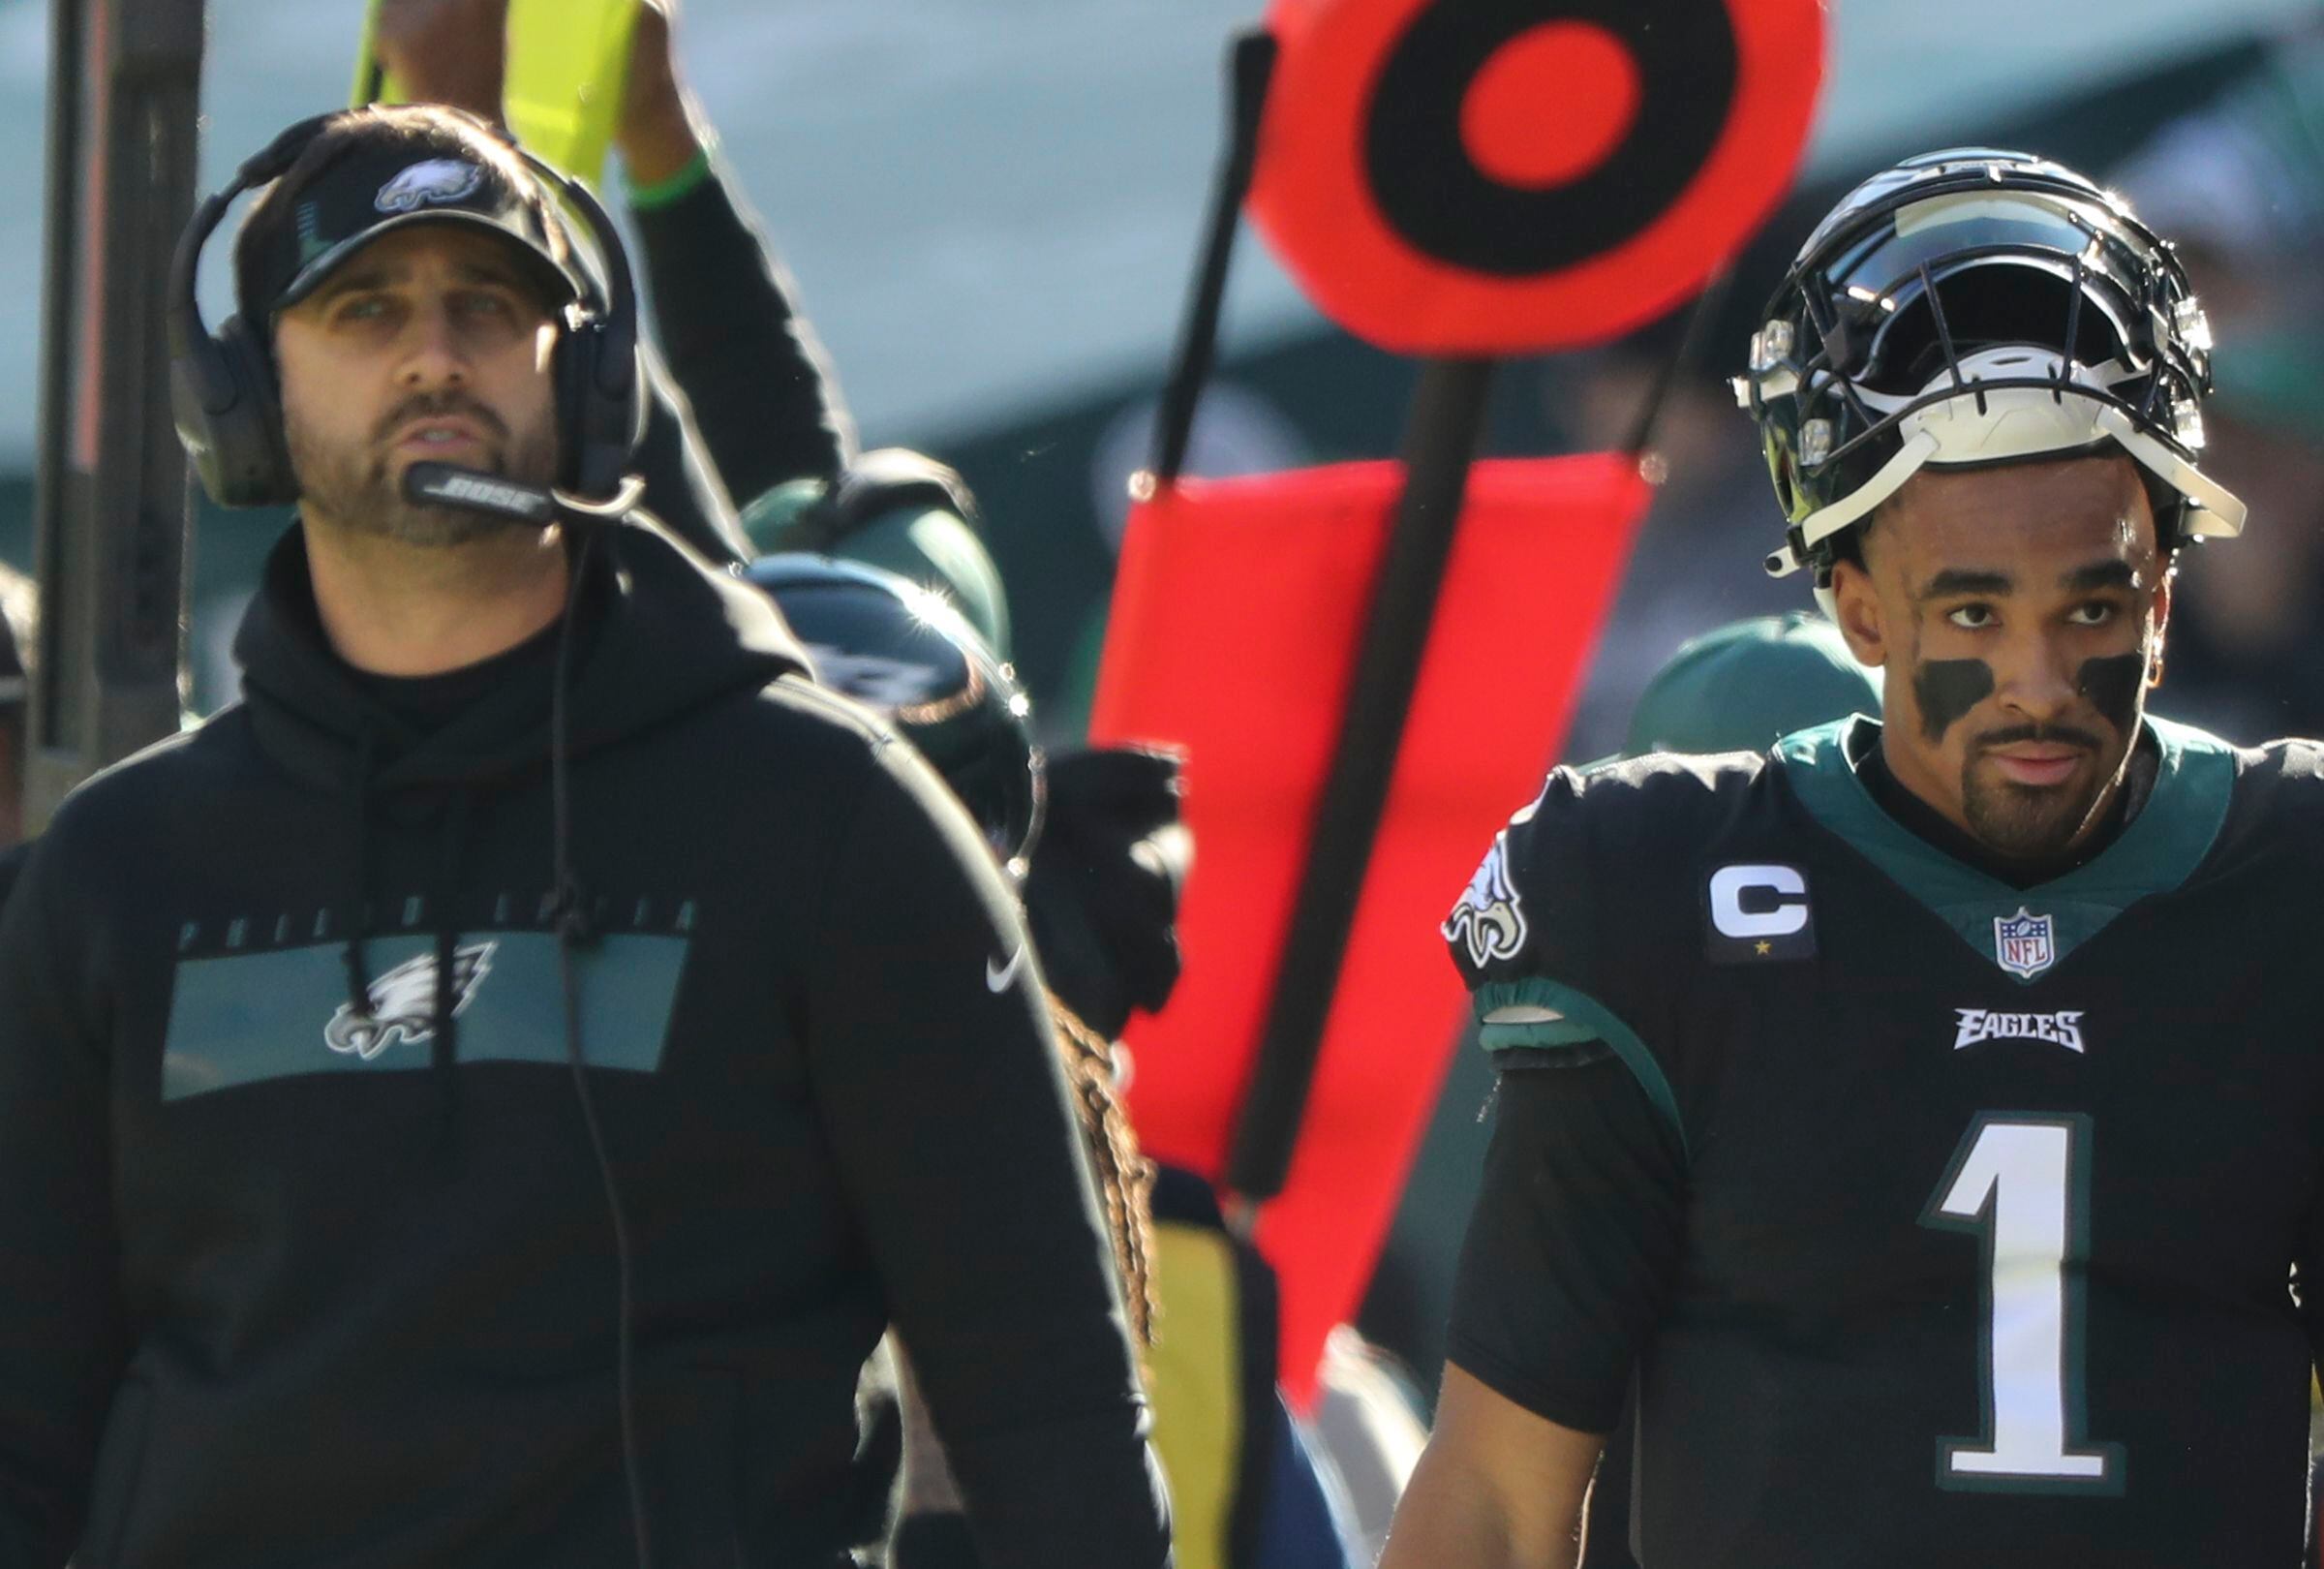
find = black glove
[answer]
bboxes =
[1023,747,1188,1040]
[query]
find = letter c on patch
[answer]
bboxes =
[1708,864,1810,939]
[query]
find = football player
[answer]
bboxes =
[1380,149,2324,1568]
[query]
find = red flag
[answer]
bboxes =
[1090,455,1649,1401]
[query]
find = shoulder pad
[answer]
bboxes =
[1446,754,1768,982]
[2253,735,2324,784]
[2213,734,2324,869]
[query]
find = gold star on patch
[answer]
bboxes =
[1755,940,1773,956]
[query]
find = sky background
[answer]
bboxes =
[0,0,2313,463]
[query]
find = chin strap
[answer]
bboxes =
[1764,430,1942,578]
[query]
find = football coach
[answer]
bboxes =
[0,104,1170,1569]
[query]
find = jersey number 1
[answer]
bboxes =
[1920,1113,2122,1492]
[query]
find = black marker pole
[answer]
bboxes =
[1225,354,1498,1212]
[1149,28,1278,488]
[1139,19,1501,1218]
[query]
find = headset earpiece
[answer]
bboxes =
[199,315,296,508]
[170,263,298,509]
[551,312,645,503]
[540,174,644,502]
[168,113,341,508]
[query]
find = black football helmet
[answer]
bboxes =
[1739,147,2246,587]
[747,554,1044,881]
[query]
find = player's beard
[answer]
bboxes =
[1958,723,2119,861]
[288,391,558,547]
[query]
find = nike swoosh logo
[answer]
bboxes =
[985,946,1025,993]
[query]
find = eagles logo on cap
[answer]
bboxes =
[232,108,586,322]
[374,159,484,215]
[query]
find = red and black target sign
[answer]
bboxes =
[1249,0,1824,354]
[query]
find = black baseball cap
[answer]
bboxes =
[233,106,583,323]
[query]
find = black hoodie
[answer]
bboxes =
[0,517,1169,1568]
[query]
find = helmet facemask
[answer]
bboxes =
[1742,151,2246,595]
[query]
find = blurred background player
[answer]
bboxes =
[2106,31,2324,741]
[742,451,1014,717]
[1616,612,1881,761]
[749,545,1369,1569]
[748,553,1151,1566]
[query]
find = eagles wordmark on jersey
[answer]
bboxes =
[1446,716,2324,1568]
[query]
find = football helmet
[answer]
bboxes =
[747,553,1045,881]
[1739,147,2246,585]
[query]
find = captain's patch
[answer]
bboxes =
[1703,862,1816,964]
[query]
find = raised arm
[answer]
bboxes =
[616,1,856,503]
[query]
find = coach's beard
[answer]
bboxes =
[290,394,559,548]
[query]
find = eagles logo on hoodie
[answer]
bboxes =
[326,941,497,1061]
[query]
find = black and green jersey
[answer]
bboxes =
[1444,715,2324,1569]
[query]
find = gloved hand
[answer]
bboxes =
[1023,747,1188,1041]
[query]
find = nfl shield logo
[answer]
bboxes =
[1993,908,2056,979]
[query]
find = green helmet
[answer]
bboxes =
[1624,612,1881,758]
[738,448,1011,661]
[744,553,1043,881]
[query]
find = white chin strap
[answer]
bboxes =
[1767,350,2248,581]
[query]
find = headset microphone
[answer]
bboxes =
[403,463,555,523]
[402,462,645,525]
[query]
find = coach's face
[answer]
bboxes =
[1830,453,2169,865]
[273,225,560,546]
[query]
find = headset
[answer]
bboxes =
[168,108,645,511]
